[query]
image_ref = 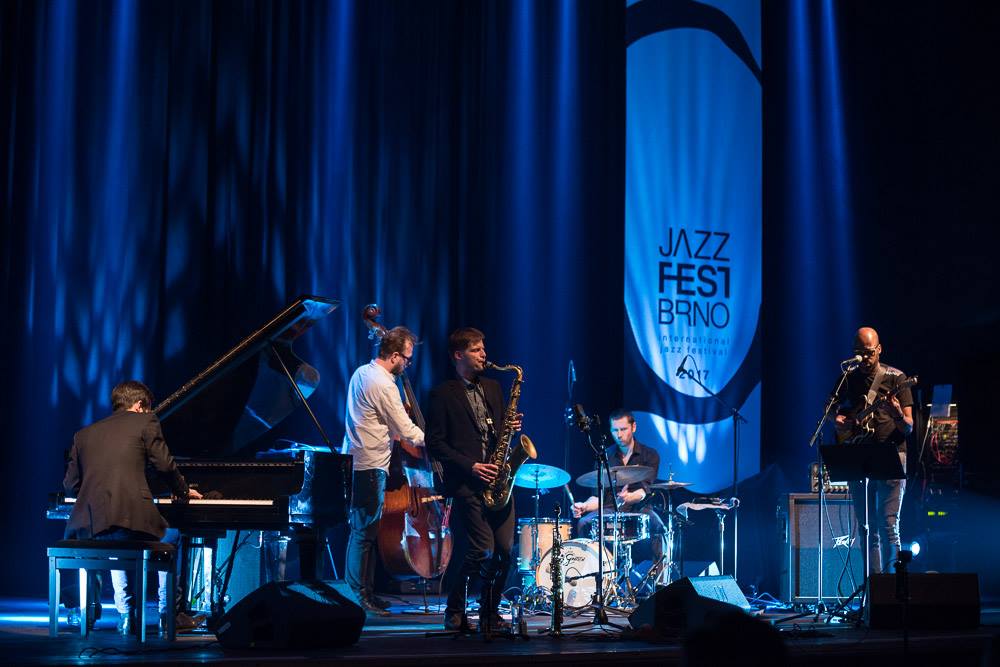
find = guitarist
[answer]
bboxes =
[833,327,913,574]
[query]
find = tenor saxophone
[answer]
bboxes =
[481,361,537,511]
[549,505,564,636]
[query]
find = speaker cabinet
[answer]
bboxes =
[868,573,980,630]
[214,580,365,649]
[628,575,750,632]
[778,493,863,602]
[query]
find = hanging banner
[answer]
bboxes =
[624,0,761,493]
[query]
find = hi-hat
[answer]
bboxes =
[649,480,693,490]
[514,463,571,489]
[575,465,654,489]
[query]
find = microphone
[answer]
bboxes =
[840,354,863,367]
[675,355,689,378]
[572,404,591,432]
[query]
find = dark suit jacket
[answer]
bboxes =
[63,411,189,540]
[426,377,505,496]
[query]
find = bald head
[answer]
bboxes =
[853,327,882,371]
[854,327,879,348]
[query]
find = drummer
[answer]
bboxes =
[571,409,666,561]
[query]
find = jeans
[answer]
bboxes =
[345,468,386,599]
[97,527,180,614]
[850,452,906,574]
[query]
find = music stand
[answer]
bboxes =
[820,443,904,621]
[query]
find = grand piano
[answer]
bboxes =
[48,295,352,613]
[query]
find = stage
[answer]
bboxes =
[2,596,996,667]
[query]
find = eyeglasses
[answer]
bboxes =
[397,352,413,366]
[854,346,879,358]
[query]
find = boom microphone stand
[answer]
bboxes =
[564,405,624,630]
[677,363,746,580]
[806,359,854,616]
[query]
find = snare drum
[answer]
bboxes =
[517,517,572,572]
[588,512,650,544]
[536,539,613,609]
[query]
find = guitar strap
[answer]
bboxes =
[865,364,888,407]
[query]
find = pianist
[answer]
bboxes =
[63,380,203,636]
[342,327,425,616]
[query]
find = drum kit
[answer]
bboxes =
[512,462,693,613]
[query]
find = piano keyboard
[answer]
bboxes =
[61,497,275,506]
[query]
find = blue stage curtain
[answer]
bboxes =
[0,0,626,596]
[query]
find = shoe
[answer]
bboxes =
[70,600,101,631]
[477,611,511,634]
[358,596,391,617]
[444,610,472,633]
[117,612,137,637]
[371,595,393,610]
[159,611,202,638]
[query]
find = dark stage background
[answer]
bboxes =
[2,0,998,600]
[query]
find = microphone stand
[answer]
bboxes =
[678,367,747,580]
[565,411,624,630]
[806,362,854,617]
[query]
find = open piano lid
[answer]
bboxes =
[154,295,339,458]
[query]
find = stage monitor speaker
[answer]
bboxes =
[778,493,863,602]
[214,580,365,649]
[867,573,980,630]
[628,575,750,632]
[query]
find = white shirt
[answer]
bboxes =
[342,360,424,471]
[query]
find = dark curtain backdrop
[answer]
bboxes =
[763,0,1000,485]
[0,0,625,597]
[3,0,999,600]
[763,0,1000,596]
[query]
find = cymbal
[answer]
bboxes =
[649,480,693,490]
[514,463,571,489]
[575,465,654,489]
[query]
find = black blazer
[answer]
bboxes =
[426,377,505,495]
[63,411,189,540]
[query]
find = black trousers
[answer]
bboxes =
[445,487,515,616]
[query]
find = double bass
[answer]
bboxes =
[362,305,453,579]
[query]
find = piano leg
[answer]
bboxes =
[263,532,289,582]
[292,527,319,580]
[179,533,222,616]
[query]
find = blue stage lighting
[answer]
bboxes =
[909,541,921,557]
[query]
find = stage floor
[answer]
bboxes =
[2,597,997,667]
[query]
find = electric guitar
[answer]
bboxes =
[837,375,918,444]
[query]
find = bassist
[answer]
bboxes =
[833,327,913,574]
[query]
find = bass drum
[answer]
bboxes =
[517,518,572,573]
[535,539,613,609]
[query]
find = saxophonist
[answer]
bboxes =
[427,328,522,634]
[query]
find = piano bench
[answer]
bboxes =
[47,540,177,642]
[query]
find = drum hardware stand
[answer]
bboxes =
[564,405,626,630]
[678,361,746,581]
[630,552,666,599]
[520,484,548,611]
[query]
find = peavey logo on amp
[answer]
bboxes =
[832,535,855,549]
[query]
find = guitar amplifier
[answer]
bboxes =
[778,494,863,603]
